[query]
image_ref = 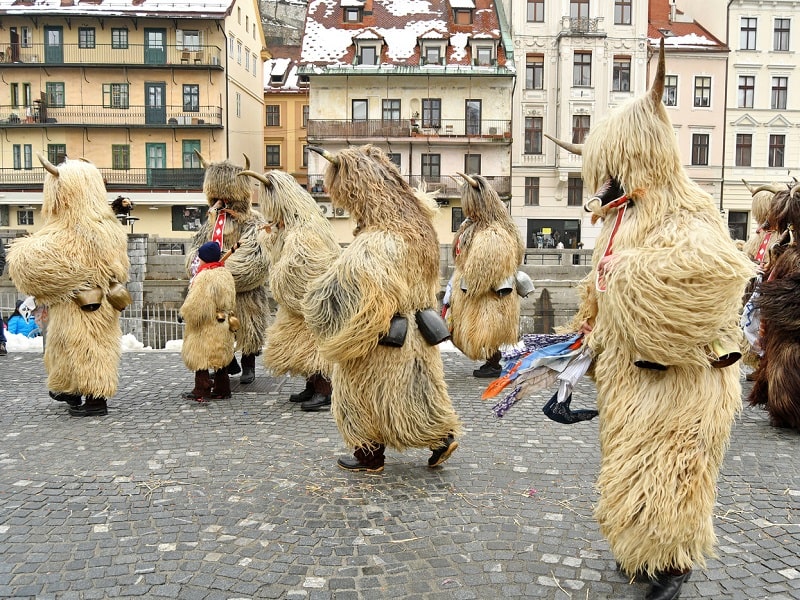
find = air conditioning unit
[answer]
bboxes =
[334,206,349,218]
[317,202,333,217]
[488,126,498,135]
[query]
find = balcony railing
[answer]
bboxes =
[0,43,223,68]
[0,104,223,128]
[308,118,511,140]
[0,167,205,191]
[307,174,511,198]
[560,16,604,35]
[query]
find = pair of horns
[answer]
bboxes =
[546,39,666,156]
[742,179,785,196]
[456,172,478,188]
[193,151,250,170]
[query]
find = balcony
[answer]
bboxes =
[559,16,604,36]
[0,43,223,68]
[307,174,510,198]
[0,167,205,191]
[0,104,223,128]
[308,118,511,140]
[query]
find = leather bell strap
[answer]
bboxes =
[212,211,226,249]
[595,195,629,292]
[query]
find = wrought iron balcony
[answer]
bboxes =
[0,167,205,191]
[0,43,223,68]
[308,118,511,140]
[560,16,604,35]
[0,104,223,128]
[307,174,510,198]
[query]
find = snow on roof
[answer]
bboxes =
[449,0,475,7]
[340,0,364,6]
[649,34,718,48]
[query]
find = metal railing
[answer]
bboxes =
[0,104,223,128]
[120,305,184,350]
[307,174,511,197]
[0,167,204,191]
[561,16,604,34]
[0,43,223,68]
[308,118,511,140]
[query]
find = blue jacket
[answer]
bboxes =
[7,314,39,337]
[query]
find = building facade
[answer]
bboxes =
[0,0,267,239]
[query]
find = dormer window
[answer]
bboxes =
[353,30,384,66]
[451,0,475,24]
[424,46,442,65]
[358,45,378,65]
[474,45,495,67]
[342,0,365,23]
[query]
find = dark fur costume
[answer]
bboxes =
[111,196,133,218]
[748,184,800,430]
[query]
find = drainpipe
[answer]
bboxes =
[719,0,734,213]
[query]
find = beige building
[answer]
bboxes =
[0,0,267,239]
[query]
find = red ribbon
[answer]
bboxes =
[595,196,629,292]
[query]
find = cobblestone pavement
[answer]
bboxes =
[1,350,799,600]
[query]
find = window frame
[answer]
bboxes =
[183,84,200,112]
[691,133,710,166]
[612,57,631,92]
[102,83,130,109]
[266,104,281,127]
[525,54,544,90]
[740,17,757,50]
[111,145,131,170]
[771,76,788,110]
[738,75,755,108]
[78,27,96,49]
[524,116,543,155]
[774,18,790,51]
[693,76,711,108]
[768,134,785,168]
[572,114,590,144]
[45,82,65,108]
[735,133,752,167]
[524,176,540,206]
[567,176,583,207]
[421,98,442,129]
[265,144,281,167]
[111,28,129,49]
[573,51,592,87]
[614,0,632,25]
[526,0,544,23]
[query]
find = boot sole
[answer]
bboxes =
[337,462,384,473]
[429,441,458,468]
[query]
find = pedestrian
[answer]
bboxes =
[188,152,271,386]
[180,241,237,403]
[443,173,530,379]
[547,40,753,600]
[7,298,40,338]
[7,153,131,417]
[238,168,341,412]
[0,239,7,356]
[305,145,462,473]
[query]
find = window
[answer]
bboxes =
[245,51,250,71]
[183,84,200,112]
[454,8,473,25]
[573,51,592,86]
[352,99,368,121]
[524,116,543,154]
[738,76,755,108]
[526,0,544,22]
[48,145,66,165]
[266,104,280,126]
[111,28,129,49]
[567,176,583,207]
[663,75,678,106]
[422,98,441,128]
[302,145,309,168]
[252,54,258,75]
[0,206,7,227]
[524,177,540,206]
[772,77,788,109]
[173,206,205,232]
[474,46,494,66]
[45,82,65,108]
[112,145,130,170]
[691,134,709,166]
[612,57,631,92]
[344,7,363,23]
[465,99,481,136]
[17,209,34,226]
[735,134,752,167]
[421,153,441,182]
[694,76,711,107]
[614,0,632,25]
[102,83,130,109]
[451,206,464,232]
[78,27,96,49]
[728,211,749,241]
[157,242,185,256]
[237,41,242,64]
[266,144,281,167]
[10,83,19,108]
[387,153,401,169]
[358,46,378,66]
[769,134,785,167]
[572,115,590,144]
[423,46,442,66]
[182,140,201,168]
[12,144,32,170]
[741,17,757,50]
[302,105,309,128]
[570,0,589,18]
[464,154,481,174]
[235,92,241,117]
[774,18,790,51]
[382,99,401,122]
[20,27,32,48]
[526,54,544,90]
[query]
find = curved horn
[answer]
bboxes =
[544,133,583,156]
[649,38,666,107]
[243,154,250,170]
[238,169,271,188]
[307,145,339,165]
[456,172,479,189]
[194,149,209,168]
[37,152,59,176]
[752,184,785,195]
[741,179,757,194]
[791,183,800,198]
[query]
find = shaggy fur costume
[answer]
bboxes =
[448,174,525,360]
[747,184,800,430]
[560,43,754,578]
[8,157,130,398]
[238,169,340,377]
[186,154,270,356]
[303,145,462,451]
[180,266,236,371]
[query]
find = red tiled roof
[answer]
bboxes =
[648,0,726,49]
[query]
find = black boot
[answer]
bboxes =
[240,353,256,384]
[226,356,241,376]
[182,370,213,402]
[473,350,502,378]
[289,377,315,403]
[69,395,108,417]
[301,375,332,412]
[49,391,83,407]
[646,570,692,600]
[210,369,231,399]
[337,444,385,473]
[428,434,458,467]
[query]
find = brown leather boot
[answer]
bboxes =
[337,444,385,473]
[210,369,231,399]
[182,370,212,402]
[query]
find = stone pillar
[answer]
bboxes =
[127,233,148,343]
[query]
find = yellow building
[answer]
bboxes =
[0,0,267,238]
